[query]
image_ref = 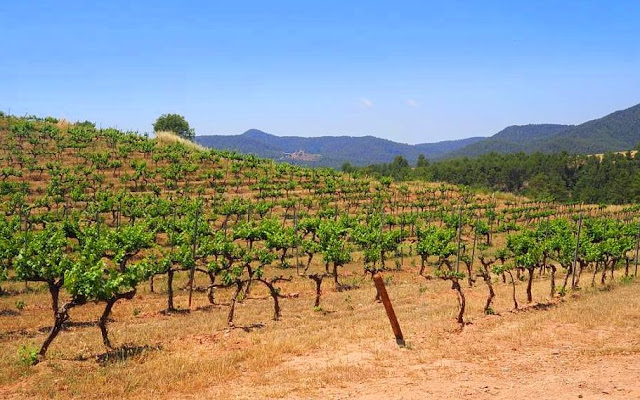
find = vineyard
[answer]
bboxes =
[2,114,640,398]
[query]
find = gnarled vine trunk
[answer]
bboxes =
[38,298,85,362]
[47,281,61,319]
[167,268,175,311]
[207,271,216,305]
[478,258,495,314]
[549,265,556,298]
[99,289,136,350]
[525,267,535,303]
[451,279,466,326]
[227,280,244,327]
[309,273,325,308]
[506,270,518,310]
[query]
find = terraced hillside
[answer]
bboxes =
[1,114,640,399]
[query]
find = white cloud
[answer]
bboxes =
[360,97,374,109]
[406,99,419,107]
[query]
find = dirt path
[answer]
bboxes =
[209,293,640,400]
[4,276,640,399]
[314,350,640,399]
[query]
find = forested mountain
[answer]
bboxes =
[196,130,483,167]
[197,102,640,167]
[442,124,572,158]
[445,103,640,158]
[536,103,640,154]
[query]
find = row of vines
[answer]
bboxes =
[1,114,639,363]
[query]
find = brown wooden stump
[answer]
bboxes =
[372,273,405,346]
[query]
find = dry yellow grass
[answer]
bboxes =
[154,131,207,152]
[2,254,640,399]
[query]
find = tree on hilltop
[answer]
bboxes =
[153,114,194,140]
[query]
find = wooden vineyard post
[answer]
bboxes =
[469,213,478,286]
[400,219,404,270]
[455,205,463,274]
[188,202,201,309]
[634,218,640,277]
[294,204,300,276]
[372,273,405,347]
[571,213,583,289]
[489,193,495,246]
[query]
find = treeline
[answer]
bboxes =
[343,150,640,204]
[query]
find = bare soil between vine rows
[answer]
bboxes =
[2,272,640,399]
[211,299,640,400]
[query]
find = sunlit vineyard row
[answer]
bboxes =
[1,113,639,364]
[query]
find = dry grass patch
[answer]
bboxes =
[154,131,207,151]
[3,265,640,399]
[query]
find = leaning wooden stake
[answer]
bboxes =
[188,203,201,309]
[571,213,583,289]
[294,205,300,275]
[372,273,405,347]
[634,218,640,277]
[455,205,463,274]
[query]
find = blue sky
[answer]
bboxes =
[2,1,639,144]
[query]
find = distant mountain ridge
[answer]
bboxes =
[446,103,640,158]
[442,124,573,158]
[196,102,640,167]
[196,130,484,167]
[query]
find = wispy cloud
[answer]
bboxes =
[406,99,419,107]
[359,97,374,109]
